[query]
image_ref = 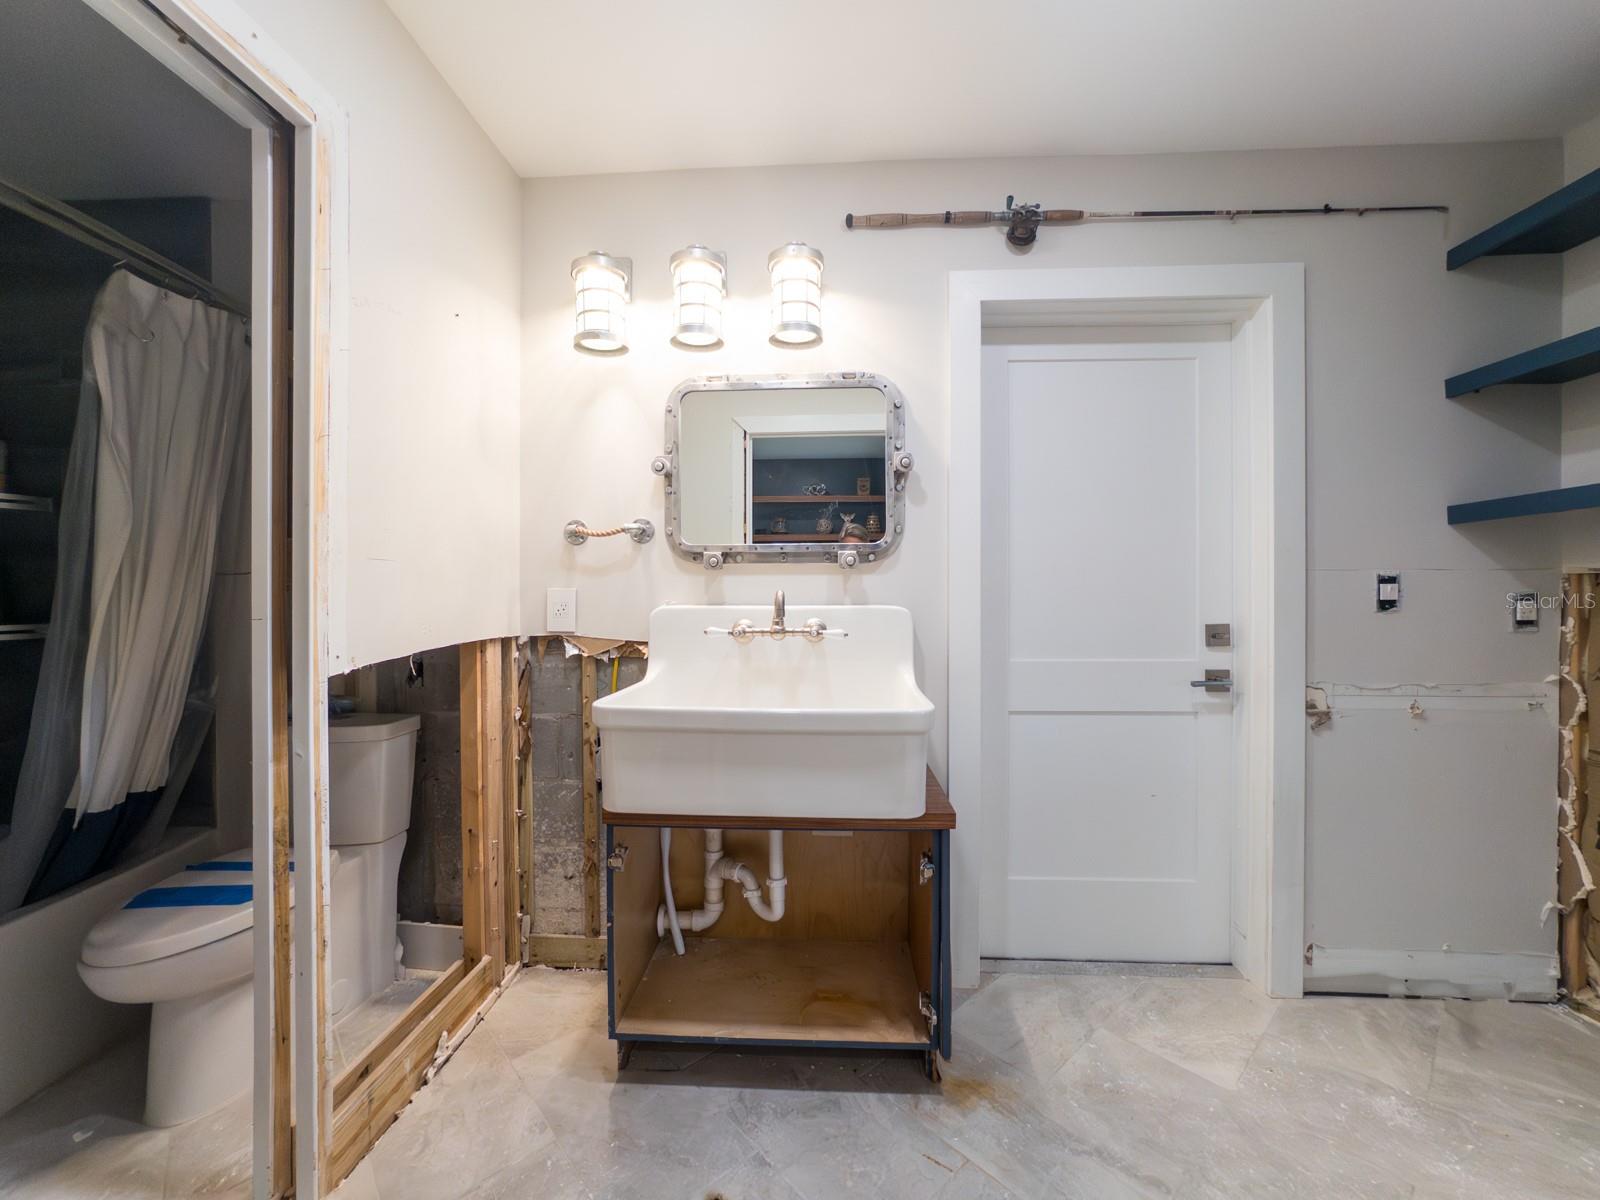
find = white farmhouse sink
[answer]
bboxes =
[593,604,933,820]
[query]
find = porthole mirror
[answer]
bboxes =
[653,373,912,569]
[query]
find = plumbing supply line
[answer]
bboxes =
[660,828,686,955]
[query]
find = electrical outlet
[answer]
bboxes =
[546,587,577,633]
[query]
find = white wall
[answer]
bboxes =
[522,141,1566,993]
[231,0,524,670]
[1560,110,1600,566]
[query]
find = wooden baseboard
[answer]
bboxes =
[527,933,606,969]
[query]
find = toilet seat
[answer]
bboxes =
[81,848,282,968]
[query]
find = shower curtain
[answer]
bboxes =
[0,269,248,914]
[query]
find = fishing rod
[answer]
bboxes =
[845,195,1449,248]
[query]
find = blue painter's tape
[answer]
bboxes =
[126,884,252,908]
[184,860,294,872]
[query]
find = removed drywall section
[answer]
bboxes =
[332,647,466,925]
[527,638,644,946]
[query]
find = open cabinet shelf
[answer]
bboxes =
[605,773,954,1075]
[753,495,886,503]
[1447,483,1600,525]
[616,938,928,1046]
[1447,166,1600,270]
[1445,326,1600,397]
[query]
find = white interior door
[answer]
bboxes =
[984,330,1234,962]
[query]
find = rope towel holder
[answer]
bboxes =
[565,518,655,545]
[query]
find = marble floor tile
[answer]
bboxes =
[1246,994,1443,1096]
[728,1086,966,1199]
[162,1088,253,1198]
[1100,976,1280,1089]
[932,1162,1018,1200]
[365,1029,557,1200]
[956,972,1145,1083]
[7,969,1600,1199]
[330,1159,382,1200]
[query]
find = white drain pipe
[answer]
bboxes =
[657,828,786,950]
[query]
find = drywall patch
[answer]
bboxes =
[1305,946,1559,1001]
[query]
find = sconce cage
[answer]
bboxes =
[571,251,631,354]
[670,245,727,349]
[768,242,823,347]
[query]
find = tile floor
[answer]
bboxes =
[0,970,437,1200]
[3,965,1599,1198]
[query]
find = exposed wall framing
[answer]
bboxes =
[1562,574,1600,1016]
[315,638,520,1194]
[524,637,646,967]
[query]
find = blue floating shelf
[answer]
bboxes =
[1447,166,1600,270]
[1445,326,1600,397]
[1448,483,1600,525]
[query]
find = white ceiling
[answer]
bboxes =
[385,0,1600,179]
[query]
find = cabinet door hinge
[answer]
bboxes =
[918,991,938,1032]
[607,844,630,871]
[917,849,935,885]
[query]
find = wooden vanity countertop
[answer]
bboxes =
[603,768,955,830]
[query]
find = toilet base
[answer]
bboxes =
[145,976,253,1127]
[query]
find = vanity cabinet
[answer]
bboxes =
[603,772,954,1078]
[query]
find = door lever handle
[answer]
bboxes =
[1190,670,1233,691]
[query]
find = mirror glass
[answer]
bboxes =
[674,382,896,554]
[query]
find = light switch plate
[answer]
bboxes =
[1511,591,1539,632]
[1376,573,1400,613]
[546,587,577,633]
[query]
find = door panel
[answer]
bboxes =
[988,334,1233,963]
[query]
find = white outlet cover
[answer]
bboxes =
[547,587,577,633]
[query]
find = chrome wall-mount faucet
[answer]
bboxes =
[703,590,847,643]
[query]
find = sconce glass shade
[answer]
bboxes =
[670,245,727,349]
[768,242,823,347]
[571,251,631,354]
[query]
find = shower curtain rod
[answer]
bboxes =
[0,175,248,319]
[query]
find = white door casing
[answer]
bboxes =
[986,332,1234,962]
[948,264,1307,998]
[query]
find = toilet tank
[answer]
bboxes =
[326,713,421,846]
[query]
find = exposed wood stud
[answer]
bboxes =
[1561,573,1592,999]
[582,655,601,939]
[526,933,607,969]
[460,643,488,966]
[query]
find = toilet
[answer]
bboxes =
[77,712,420,1127]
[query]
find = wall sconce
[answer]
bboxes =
[669,245,727,349]
[768,242,823,347]
[570,251,631,354]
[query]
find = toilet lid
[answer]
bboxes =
[81,847,295,968]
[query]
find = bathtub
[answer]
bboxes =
[0,825,216,1116]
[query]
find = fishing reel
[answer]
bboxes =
[1003,196,1043,248]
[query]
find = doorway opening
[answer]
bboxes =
[949,264,1307,998]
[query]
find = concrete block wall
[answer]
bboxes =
[368,647,464,926]
[528,646,645,938]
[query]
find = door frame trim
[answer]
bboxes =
[948,264,1307,997]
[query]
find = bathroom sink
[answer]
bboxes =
[593,603,933,820]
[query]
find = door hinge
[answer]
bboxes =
[917,849,935,885]
[606,844,629,871]
[918,991,938,1033]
